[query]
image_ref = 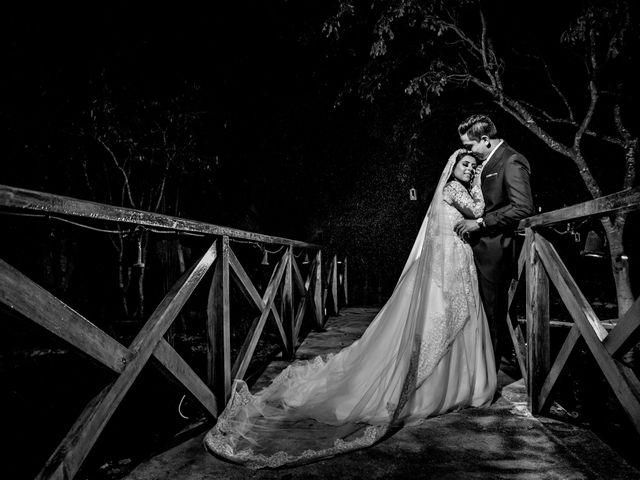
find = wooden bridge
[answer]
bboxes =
[125,307,639,479]
[1,184,639,479]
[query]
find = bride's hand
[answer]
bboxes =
[471,167,481,188]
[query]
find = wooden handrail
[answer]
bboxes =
[0,184,319,249]
[489,187,640,437]
[0,183,349,480]
[527,232,640,435]
[519,185,640,229]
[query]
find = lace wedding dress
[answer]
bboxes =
[204,155,496,468]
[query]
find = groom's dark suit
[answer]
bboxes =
[473,142,533,364]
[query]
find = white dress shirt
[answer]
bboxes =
[481,139,504,172]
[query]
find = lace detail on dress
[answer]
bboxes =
[206,379,386,469]
[443,181,484,219]
[268,353,335,389]
[414,184,480,385]
[204,154,496,470]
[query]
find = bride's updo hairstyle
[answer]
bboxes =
[457,114,498,141]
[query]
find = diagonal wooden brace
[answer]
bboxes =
[231,253,288,380]
[228,247,286,347]
[0,258,218,422]
[535,235,640,435]
[35,242,218,480]
[603,296,640,358]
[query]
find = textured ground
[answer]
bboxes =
[124,307,640,480]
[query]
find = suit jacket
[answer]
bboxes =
[472,142,534,283]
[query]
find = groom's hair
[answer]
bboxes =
[457,114,498,141]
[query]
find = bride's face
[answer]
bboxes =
[453,155,477,184]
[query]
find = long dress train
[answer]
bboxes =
[204,155,496,468]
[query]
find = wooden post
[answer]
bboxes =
[525,228,550,413]
[207,236,231,403]
[331,254,339,315]
[506,248,528,384]
[313,250,324,328]
[343,257,349,306]
[284,246,295,358]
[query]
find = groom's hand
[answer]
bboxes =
[454,219,480,239]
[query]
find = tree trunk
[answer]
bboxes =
[116,243,130,318]
[602,216,634,317]
[495,99,636,319]
[134,232,148,320]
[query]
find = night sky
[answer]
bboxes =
[2,2,354,236]
[2,0,639,297]
[1,2,640,478]
[1,1,638,276]
[0,2,603,217]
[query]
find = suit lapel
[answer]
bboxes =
[481,142,508,182]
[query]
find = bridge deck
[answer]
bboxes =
[125,307,639,480]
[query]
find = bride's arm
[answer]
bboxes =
[443,182,485,219]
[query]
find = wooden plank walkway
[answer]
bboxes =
[125,307,640,480]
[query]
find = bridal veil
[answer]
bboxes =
[204,153,496,468]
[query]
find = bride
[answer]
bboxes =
[205,149,496,468]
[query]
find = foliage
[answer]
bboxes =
[325,0,639,313]
[67,82,216,319]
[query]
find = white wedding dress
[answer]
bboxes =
[204,155,496,468]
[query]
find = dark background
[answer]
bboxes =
[1,1,639,478]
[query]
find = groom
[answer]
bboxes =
[453,114,534,372]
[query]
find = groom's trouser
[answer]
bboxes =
[477,272,511,370]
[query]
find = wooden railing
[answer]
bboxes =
[0,185,348,480]
[510,186,640,435]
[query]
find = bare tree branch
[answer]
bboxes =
[81,158,97,201]
[521,52,576,122]
[614,102,638,191]
[94,135,136,207]
[516,99,624,146]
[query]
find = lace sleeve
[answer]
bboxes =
[443,182,485,219]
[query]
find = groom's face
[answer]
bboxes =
[460,133,491,161]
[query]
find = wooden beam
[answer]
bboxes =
[534,235,640,434]
[538,325,581,413]
[313,251,324,328]
[207,237,230,401]
[603,296,640,358]
[343,257,349,306]
[231,254,288,381]
[322,258,331,312]
[507,246,528,384]
[525,229,550,413]
[291,253,306,295]
[227,247,286,347]
[0,258,132,374]
[293,257,317,341]
[518,186,640,229]
[36,242,218,480]
[331,255,339,314]
[265,252,289,350]
[0,259,218,421]
[293,296,310,342]
[227,248,262,313]
[152,340,218,418]
[284,247,295,357]
[536,237,608,341]
[0,184,319,249]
